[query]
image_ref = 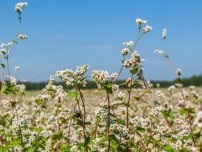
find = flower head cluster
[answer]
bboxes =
[111,73,118,81]
[126,77,135,87]
[123,41,134,50]
[123,51,141,68]
[176,68,182,77]
[18,34,28,40]
[15,2,28,13]
[162,28,167,40]
[56,65,88,87]
[136,18,147,27]
[0,42,14,57]
[15,66,20,72]
[121,41,134,57]
[92,70,109,88]
[143,25,152,33]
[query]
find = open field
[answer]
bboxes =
[1,86,202,151]
[1,2,202,151]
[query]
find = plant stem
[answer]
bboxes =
[106,92,111,152]
[78,89,88,152]
[126,74,133,128]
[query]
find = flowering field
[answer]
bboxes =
[0,2,202,152]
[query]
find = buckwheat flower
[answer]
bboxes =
[111,73,118,81]
[154,49,169,58]
[15,66,20,72]
[9,76,17,85]
[121,48,130,56]
[126,77,135,87]
[112,84,119,92]
[168,85,175,93]
[176,68,182,77]
[75,65,88,76]
[15,2,28,13]
[18,34,28,40]
[162,28,167,40]
[92,70,109,87]
[49,75,55,83]
[115,91,125,101]
[123,51,141,68]
[16,84,25,93]
[123,40,134,50]
[154,49,164,55]
[193,111,202,128]
[143,25,152,33]
[136,18,147,27]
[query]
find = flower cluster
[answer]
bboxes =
[56,65,88,87]
[92,70,109,88]
[15,2,28,13]
[123,51,141,68]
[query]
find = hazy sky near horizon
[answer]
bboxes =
[1,0,202,81]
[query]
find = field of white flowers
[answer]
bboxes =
[0,2,202,152]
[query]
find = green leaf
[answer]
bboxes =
[3,83,14,95]
[68,90,79,98]
[130,65,139,74]
[163,145,175,152]
[52,131,63,141]
[104,83,113,94]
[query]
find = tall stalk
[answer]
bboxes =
[106,92,111,152]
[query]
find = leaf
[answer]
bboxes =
[104,83,113,94]
[3,83,14,95]
[52,131,63,141]
[130,65,139,74]
[163,145,175,152]
[68,90,79,98]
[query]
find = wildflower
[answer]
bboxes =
[123,51,141,68]
[162,28,167,40]
[15,66,20,72]
[168,85,175,93]
[143,25,152,33]
[9,76,17,85]
[111,73,118,81]
[136,18,147,28]
[176,68,182,77]
[126,77,135,87]
[92,70,109,87]
[18,34,28,40]
[115,91,125,101]
[123,41,134,50]
[121,48,130,56]
[15,2,28,13]
[112,84,119,92]
[154,49,164,55]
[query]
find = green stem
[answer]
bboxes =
[126,74,134,128]
[106,92,111,152]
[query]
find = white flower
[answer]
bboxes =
[92,70,109,87]
[121,48,130,56]
[143,25,152,33]
[176,68,182,77]
[162,28,167,40]
[123,41,134,50]
[15,66,20,72]
[136,18,147,26]
[111,73,118,81]
[15,2,28,13]
[18,34,28,40]
[154,49,164,55]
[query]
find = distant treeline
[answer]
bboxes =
[20,74,202,90]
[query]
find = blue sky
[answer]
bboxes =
[1,0,202,81]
